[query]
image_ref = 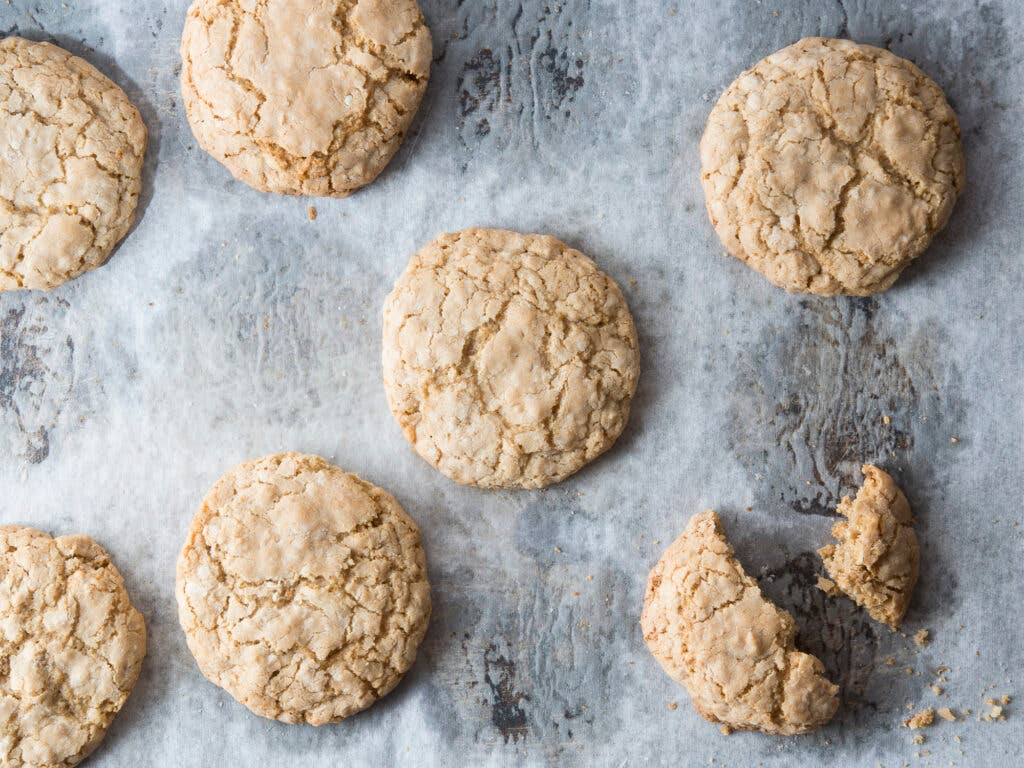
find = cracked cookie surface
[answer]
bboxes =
[700,37,964,296]
[0,526,146,767]
[382,228,640,489]
[0,37,147,291]
[180,0,431,197]
[175,452,431,725]
[641,511,838,735]
[819,464,919,628]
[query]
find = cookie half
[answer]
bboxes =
[641,511,838,735]
[382,228,641,489]
[0,526,146,766]
[818,464,919,628]
[176,452,431,724]
[700,37,964,295]
[0,37,147,290]
[180,0,431,196]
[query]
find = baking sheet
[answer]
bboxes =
[1,0,1022,765]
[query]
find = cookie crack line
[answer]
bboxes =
[176,453,431,726]
[180,0,431,197]
[700,37,964,296]
[1,37,147,291]
[382,228,640,489]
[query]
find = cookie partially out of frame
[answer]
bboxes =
[0,526,146,766]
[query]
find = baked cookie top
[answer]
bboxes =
[0,525,146,767]
[700,37,964,296]
[176,453,431,725]
[641,511,838,735]
[382,228,640,489]
[180,0,431,197]
[0,37,147,291]
[819,464,919,628]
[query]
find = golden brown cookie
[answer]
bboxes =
[180,0,431,196]
[641,511,839,735]
[176,452,431,725]
[818,464,919,628]
[700,37,964,295]
[0,37,147,291]
[0,526,146,767]
[382,228,640,489]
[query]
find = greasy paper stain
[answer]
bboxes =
[484,644,529,743]
[759,551,878,706]
[0,300,74,464]
[728,298,959,516]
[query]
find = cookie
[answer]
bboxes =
[818,464,919,628]
[641,511,839,735]
[176,452,431,725]
[180,0,431,197]
[0,37,147,291]
[700,37,964,295]
[382,228,640,489]
[0,526,146,767]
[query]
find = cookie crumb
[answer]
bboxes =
[931,685,943,696]
[886,656,897,666]
[950,436,959,443]
[720,725,732,735]
[904,708,935,729]
[883,415,891,425]
[914,629,930,647]
[668,701,678,711]
[912,733,925,745]
[308,205,317,221]
[817,576,839,595]
[937,707,957,722]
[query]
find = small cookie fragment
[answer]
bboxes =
[382,228,640,489]
[180,0,431,196]
[641,511,839,735]
[700,37,964,295]
[0,37,147,290]
[176,452,431,724]
[819,465,919,628]
[904,707,935,729]
[0,525,147,767]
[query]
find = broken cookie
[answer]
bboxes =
[818,464,919,629]
[641,510,839,735]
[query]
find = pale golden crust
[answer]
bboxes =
[175,453,431,725]
[819,464,919,628]
[180,0,431,197]
[382,228,640,489]
[0,526,146,768]
[641,511,839,735]
[0,37,147,291]
[700,37,964,296]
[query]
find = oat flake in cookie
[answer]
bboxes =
[382,228,641,489]
[700,37,965,295]
[641,511,838,735]
[0,526,147,767]
[176,453,431,725]
[180,0,432,197]
[0,37,147,291]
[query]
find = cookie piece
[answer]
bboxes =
[641,511,839,735]
[700,37,964,295]
[382,228,640,489]
[0,526,146,767]
[818,464,919,628]
[0,37,147,291]
[176,452,431,724]
[180,0,431,197]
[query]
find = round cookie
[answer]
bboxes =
[180,0,432,197]
[0,526,147,766]
[176,452,431,725]
[0,37,147,291]
[382,228,640,489]
[700,37,965,296]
